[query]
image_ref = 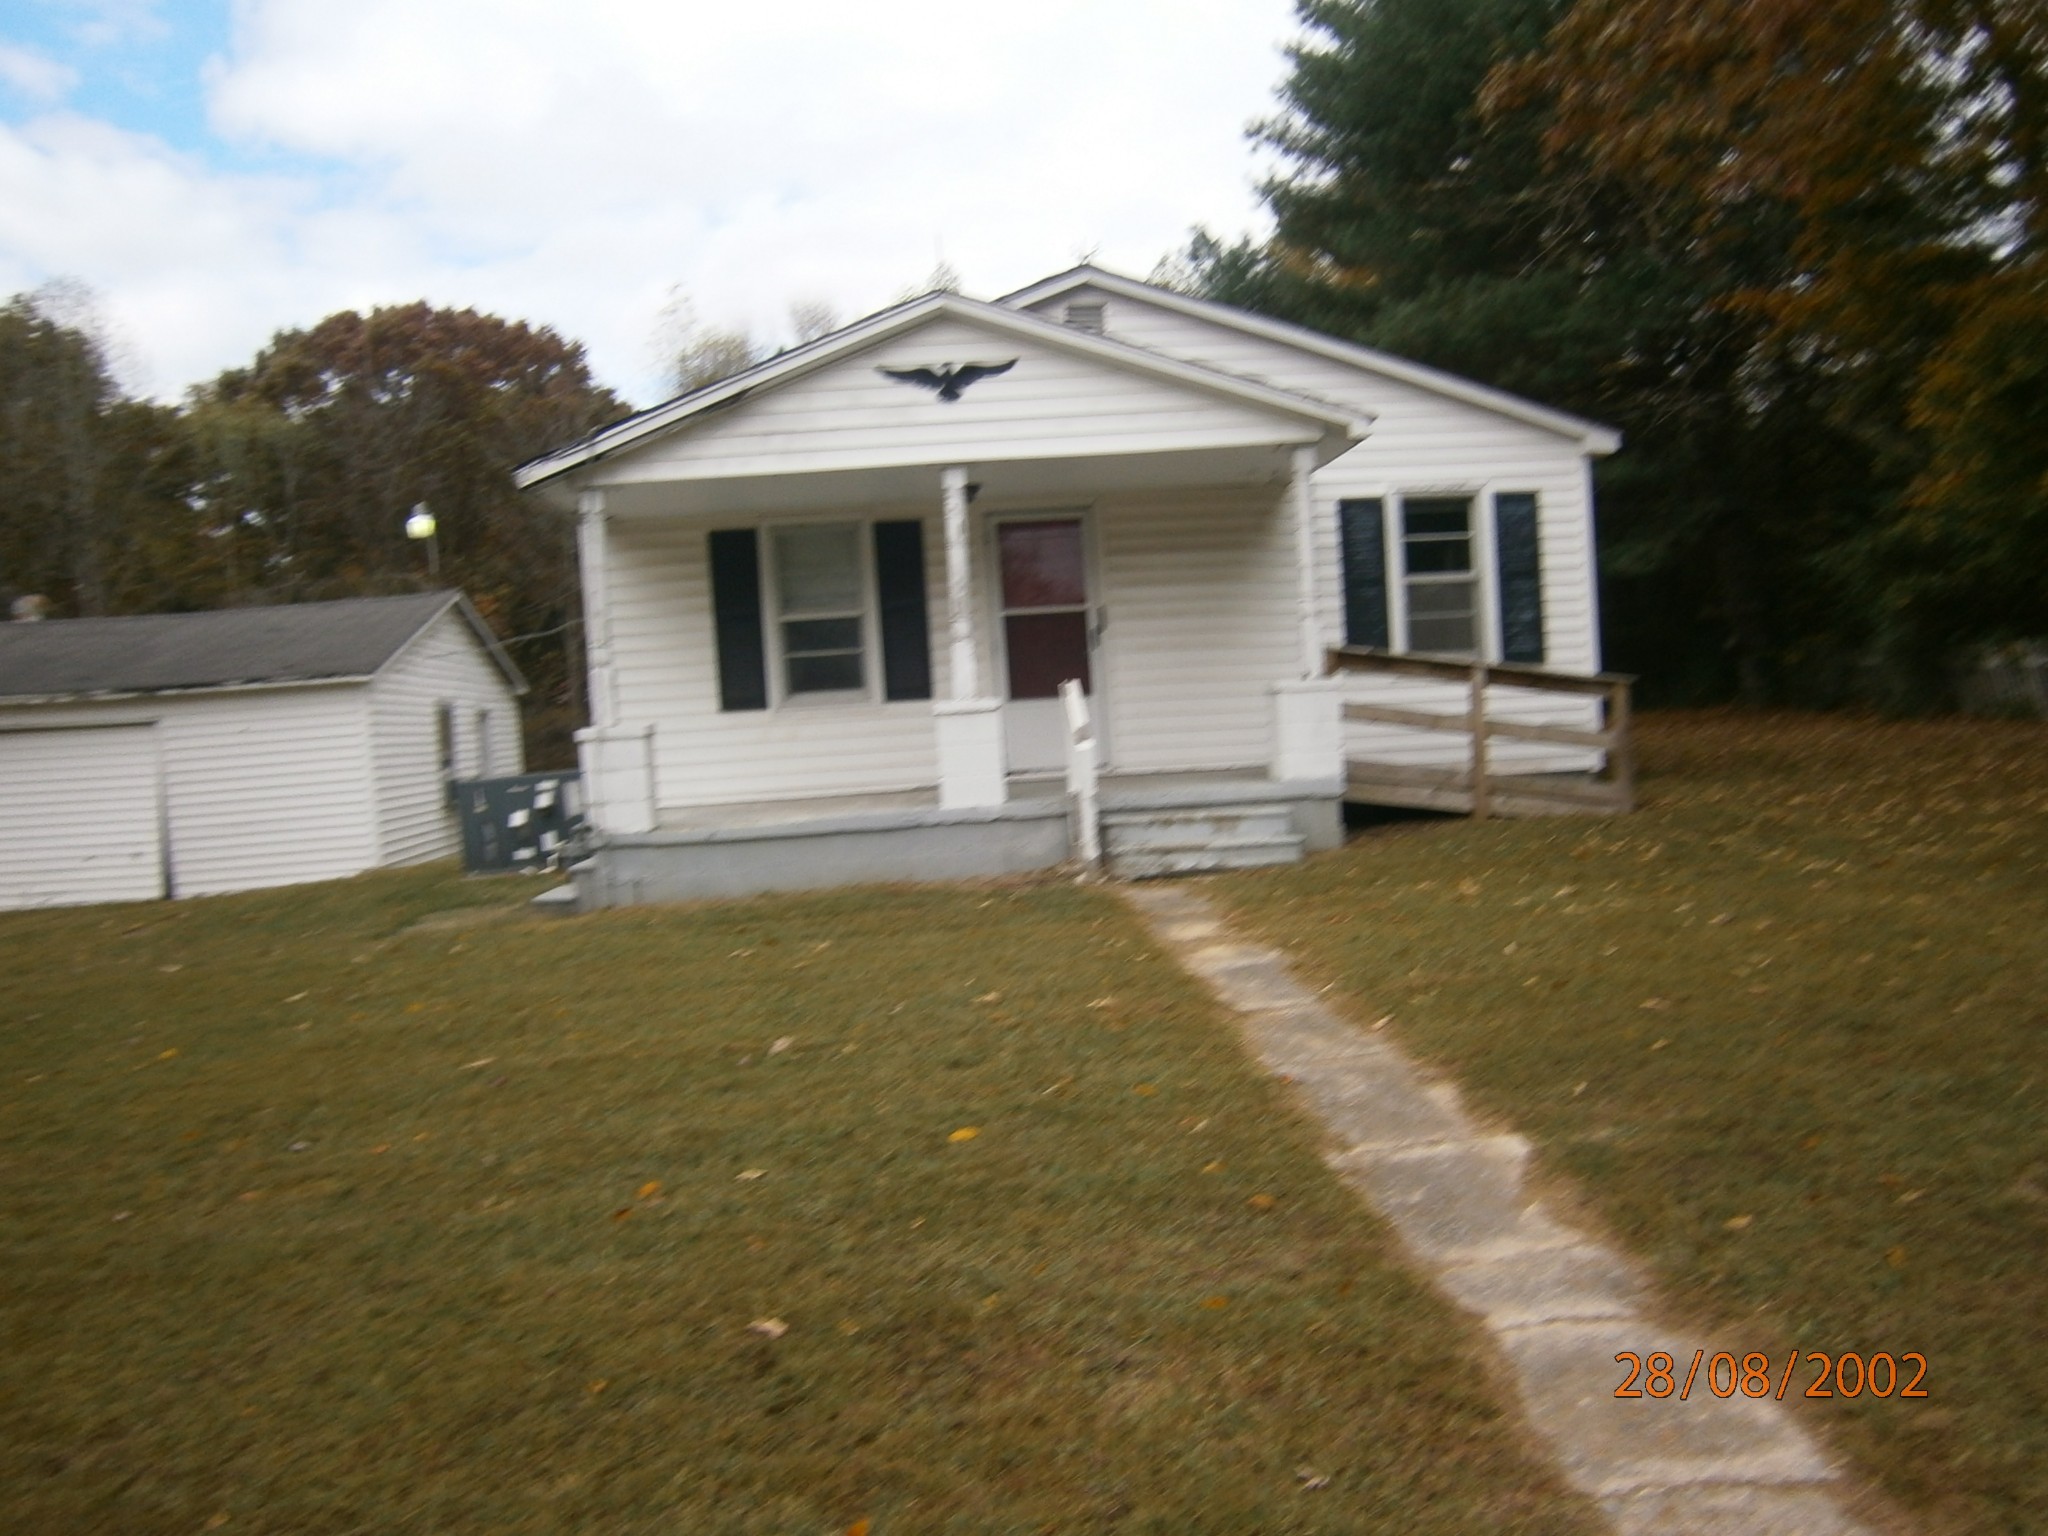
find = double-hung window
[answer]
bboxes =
[1399,496,1480,656]
[769,522,868,696]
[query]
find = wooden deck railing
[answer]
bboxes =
[1326,646,1636,818]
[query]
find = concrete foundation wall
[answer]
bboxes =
[573,803,1072,908]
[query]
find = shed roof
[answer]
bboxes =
[0,592,526,705]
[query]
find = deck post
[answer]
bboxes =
[1607,677,1636,811]
[935,465,1006,808]
[1289,445,1321,679]
[1467,660,1491,820]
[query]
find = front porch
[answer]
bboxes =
[562,768,1345,909]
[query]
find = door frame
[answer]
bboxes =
[980,505,1111,773]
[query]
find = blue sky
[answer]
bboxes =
[5,1,230,158]
[0,0,1296,405]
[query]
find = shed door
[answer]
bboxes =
[0,725,167,910]
[995,516,1105,774]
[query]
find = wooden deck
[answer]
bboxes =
[1329,647,1635,819]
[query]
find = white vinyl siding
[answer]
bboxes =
[0,688,377,901]
[369,608,526,866]
[606,514,946,810]
[1021,285,1603,674]
[1092,485,1297,774]
[0,725,164,910]
[597,318,1324,487]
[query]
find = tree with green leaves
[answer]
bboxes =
[1505,0,2048,673]
[0,286,197,619]
[194,304,624,760]
[1177,0,1982,703]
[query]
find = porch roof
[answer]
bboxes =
[515,291,1373,508]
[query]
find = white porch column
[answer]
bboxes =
[942,466,979,699]
[572,488,658,834]
[576,489,617,729]
[1290,444,1323,679]
[934,464,1006,808]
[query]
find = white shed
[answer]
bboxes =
[0,592,526,910]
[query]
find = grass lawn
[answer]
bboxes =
[1216,710,2048,1536]
[0,867,1602,1533]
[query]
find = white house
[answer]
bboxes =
[0,591,525,910]
[516,266,1626,907]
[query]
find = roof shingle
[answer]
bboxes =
[0,592,478,702]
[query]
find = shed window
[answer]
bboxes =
[1400,497,1480,656]
[474,709,493,778]
[770,522,867,694]
[435,702,456,777]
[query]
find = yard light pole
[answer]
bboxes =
[405,503,440,579]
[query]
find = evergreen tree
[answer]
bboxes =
[1180,0,1897,703]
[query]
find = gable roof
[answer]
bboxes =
[514,290,1374,491]
[0,591,526,706]
[997,266,1622,455]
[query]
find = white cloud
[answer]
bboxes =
[3,0,1299,404]
[0,43,80,102]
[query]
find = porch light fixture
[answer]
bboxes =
[405,503,440,577]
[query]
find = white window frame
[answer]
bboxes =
[1390,489,1495,661]
[759,516,883,709]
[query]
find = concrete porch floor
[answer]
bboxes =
[649,768,1344,835]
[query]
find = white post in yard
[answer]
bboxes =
[1290,444,1322,679]
[942,464,979,699]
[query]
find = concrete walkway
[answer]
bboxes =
[1123,882,1878,1536]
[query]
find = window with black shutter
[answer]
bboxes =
[872,519,932,701]
[1338,498,1391,650]
[707,528,769,711]
[1493,492,1544,664]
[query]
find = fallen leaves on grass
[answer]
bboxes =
[1723,1214,1753,1231]
[736,1168,766,1181]
[1296,1466,1332,1491]
[637,1180,662,1199]
[1201,1295,1231,1309]
[460,1058,496,1071]
[1248,1193,1278,1212]
[1133,1083,1158,1096]
[748,1317,789,1339]
[948,1127,980,1143]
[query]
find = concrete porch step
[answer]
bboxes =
[1108,831,1306,880]
[1103,802,1295,851]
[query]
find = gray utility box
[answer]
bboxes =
[456,772,585,874]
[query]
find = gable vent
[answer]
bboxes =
[1063,300,1106,334]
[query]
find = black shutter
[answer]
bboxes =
[872,519,932,701]
[707,528,768,711]
[1338,498,1390,649]
[1493,492,1545,664]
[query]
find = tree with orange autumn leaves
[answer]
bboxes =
[1184,0,2045,701]
[1499,0,2046,668]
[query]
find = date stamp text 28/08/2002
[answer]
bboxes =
[1615,1351,1929,1401]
